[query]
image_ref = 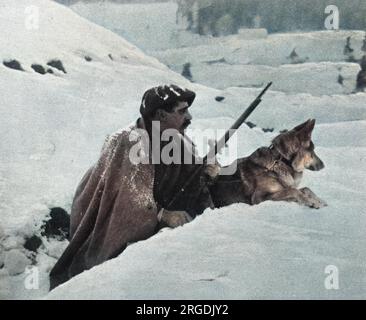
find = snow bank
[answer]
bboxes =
[70,2,365,65]
[188,62,360,95]
[0,0,187,233]
[70,2,365,95]
[0,0,198,299]
[70,1,180,51]
[47,122,366,299]
[237,28,268,40]
[190,87,366,131]
[45,97,366,299]
[152,31,365,95]
[1,0,365,300]
[152,30,366,67]
[0,0,165,70]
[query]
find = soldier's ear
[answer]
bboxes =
[155,109,167,121]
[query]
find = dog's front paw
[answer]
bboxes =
[310,198,328,209]
[317,198,328,208]
[300,187,327,209]
[305,196,328,209]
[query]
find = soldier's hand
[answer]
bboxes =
[204,159,221,179]
[158,209,193,228]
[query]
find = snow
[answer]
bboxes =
[46,119,366,299]
[151,33,365,95]
[0,0,365,299]
[187,62,360,95]
[237,28,268,40]
[0,0,194,299]
[70,2,365,96]
[3,250,31,276]
[150,30,365,66]
[70,1,180,51]
[45,117,366,299]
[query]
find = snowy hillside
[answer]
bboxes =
[185,62,358,95]
[0,0,209,299]
[69,2,365,95]
[0,0,365,299]
[152,30,365,95]
[70,1,180,51]
[0,0,184,233]
[151,30,365,67]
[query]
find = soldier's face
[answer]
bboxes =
[159,101,192,133]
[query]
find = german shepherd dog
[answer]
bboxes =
[211,119,327,209]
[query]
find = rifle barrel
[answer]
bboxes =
[206,81,272,160]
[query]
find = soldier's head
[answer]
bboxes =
[140,84,195,133]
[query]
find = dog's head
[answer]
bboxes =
[271,119,324,172]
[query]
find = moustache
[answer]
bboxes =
[182,121,191,128]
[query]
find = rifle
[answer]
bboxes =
[163,82,272,212]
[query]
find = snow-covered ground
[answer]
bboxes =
[70,1,180,51]
[70,2,365,95]
[143,31,365,95]
[0,0,365,299]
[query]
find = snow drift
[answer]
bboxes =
[70,1,365,96]
[0,0,365,300]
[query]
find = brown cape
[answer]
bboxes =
[49,119,213,289]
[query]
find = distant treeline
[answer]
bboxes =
[56,0,366,35]
[178,0,366,35]
[54,0,169,5]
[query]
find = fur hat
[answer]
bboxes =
[140,84,196,118]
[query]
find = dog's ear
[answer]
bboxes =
[296,119,315,141]
[292,119,311,132]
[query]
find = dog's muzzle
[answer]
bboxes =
[308,155,325,171]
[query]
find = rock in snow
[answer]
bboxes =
[4,250,30,276]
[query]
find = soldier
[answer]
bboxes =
[49,85,220,289]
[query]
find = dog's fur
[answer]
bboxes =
[211,119,327,209]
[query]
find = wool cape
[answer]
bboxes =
[49,119,213,289]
